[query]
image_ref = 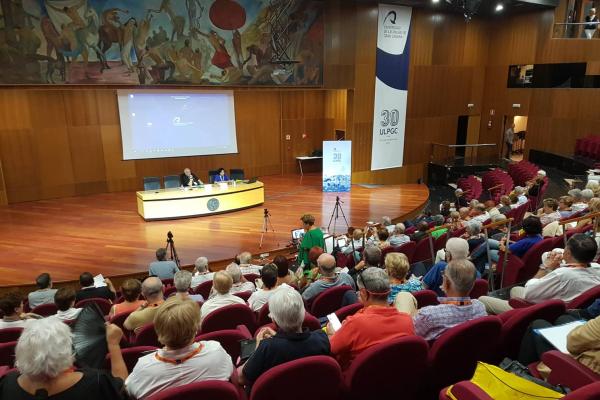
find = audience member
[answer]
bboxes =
[148,248,179,280]
[342,229,365,255]
[484,216,543,263]
[526,170,546,197]
[225,263,255,294]
[470,204,490,224]
[430,215,448,239]
[389,223,410,246]
[498,196,512,215]
[455,189,468,208]
[238,251,262,275]
[410,221,430,242]
[587,180,600,197]
[354,245,382,273]
[173,270,204,302]
[569,189,587,213]
[238,288,330,387]
[248,264,289,311]
[328,267,414,370]
[376,228,391,249]
[396,259,486,341]
[0,318,128,399]
[381,216,395,234]
[385,252,423,303]
[200,271,246,323]
[458,207,471,223]
[190,257,213,289]
[485,200,500,217]
[298,214,325,273]
[126,297,232,399]
[571,197,600,230]
[75,272,116,303]
[51,287,82,322]
[124,277,164,333]
[558,195,574,218]
[581,189,595,206]
[302,254,356,302]
[422,238,470,296]
[537,198,562,226]
[0,292,38,329]
[27,273,57,309]
[514,186,528,206]
[109,279,144,318]
[273,255,296,287]
[463,220,485,252]
[440,201,452,218]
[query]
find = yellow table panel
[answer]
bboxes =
[136,181,264,220]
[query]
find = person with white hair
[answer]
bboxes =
[513,186,528,205]
[470,204,490,224]
[582,189,595,204]
[190,257,213,289]
[238,287,330,388]
[586,180,600,197]
[124,277,164,334]
[570,188,587,213]
[455,188,468,208]
[389,223,410,246]
[237,251,263,275]
[585,7,598,39]
[397,259,486,341]
[302,253,356,302]
[527,170,546,198]
[422,238,471,296]
[200,271,246,323]
[328,267,414,370]
[174,270,204,302]
[225,263,255,295]
[0,318,128,399]
[381,216,395,234]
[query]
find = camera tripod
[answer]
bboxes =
[165,231,181,267]
[327,196,349,234]
[259,208,276,249]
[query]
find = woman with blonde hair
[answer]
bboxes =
[385,252,423,303]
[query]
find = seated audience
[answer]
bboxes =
[509,193,519,209]
[526,170,546,197]
[200,271,246,323]
[389,223,410,246]
[238,251,262,275]
[498,196,512,215]
[479,234,600,314]
[430,215,448,239]
[587,180,600,197]
[126,297,233,399]
[458,207,471,223]
[455,188,469,208]
[342,229,365,255]
[376,228,391,249]
[423,238,470,296]
[238,288,330,387]
[487,214,508,240]
[329,267,414,370]
[0,292,38,329]
[273,255,297,287]
[569,189,587,213]
[410,221,430,242]
[470,204,490,224]
[173,270,204,302]
[381,216,395,234]
[514,186,528,206]
[571,197,600,230]
[483,216,543,263]
[190,257,213,289]
[302,254,356,302]
[558,195,574,218]
[352,245,382,275]
[447,211,462,231]
[226,263,255,294]
[124,277,164,333]
[385,252,423,303]
[109,279,144,318]
[148,248,179,280]
[440,201,452,218]
[537,198,562,226]
[248,264,288,311]
[51,287,82,322]
[28,273,57,309]
[462,220,485,252]
[485,200,500,217]
[396,259,486,341]
[75,272,116,303]
[0,318,128,400]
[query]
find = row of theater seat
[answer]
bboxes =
[481,168,514,202]
[575,135,600,162]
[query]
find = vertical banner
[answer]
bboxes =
[323,141,352,192]
[371,5,412,171]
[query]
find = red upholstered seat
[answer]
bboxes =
[335,303,364,322]
[440,381,600,400]
[568,285,600,309]
[543,350,600,390]
[412,237,433,264]
[396,241,417,263]
[195,327,252,364]
[194,280,213,299]
[0,341,17,368]
[132,323,161,347]
[146,380,240,400]
[104,345,158,373]
[75,297,113,316]
[309,285,354,318]
[233,290,252,302]
[31,303,58,317]
[201,304,256,335]
[412,290,439,308]
[468,279,489,299]
[0,328,23,343]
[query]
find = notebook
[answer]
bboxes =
[535,320,586,354]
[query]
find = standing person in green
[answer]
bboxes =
[298,214,325,274]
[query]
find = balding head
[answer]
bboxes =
[445,238,469,261]
[238,251,252,265]
[317,253,336,276]
[142,277,164,303]
[443,259,477,297]
[225,263,242,283]
[213,271,233,295]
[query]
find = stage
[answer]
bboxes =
[0,174,429,287]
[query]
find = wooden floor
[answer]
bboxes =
[0,174,429,287]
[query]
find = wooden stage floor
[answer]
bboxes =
[0,174,428,287]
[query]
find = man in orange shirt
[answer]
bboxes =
[327,267,414,370]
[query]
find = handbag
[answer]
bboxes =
[446,362,566,400]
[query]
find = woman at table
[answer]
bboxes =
[298,214,324,274]
[214,168,229,182]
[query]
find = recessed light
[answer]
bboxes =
[432,0,440,3]
[495,3,504,12]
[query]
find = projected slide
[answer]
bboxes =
[118,91,238,160]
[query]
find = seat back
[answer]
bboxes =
[564,382,600,400]
[133,323,161,347]
[208,170,219,183]
[0,328,23,343]
[412,290,439,308]
[196,328,251,363]
[469,279,489,299]
[250,356,342,400]
[256,303,272,327]
[442,381,494,400]
[500,299,566,359]
[434,233,449,252]
[0,341,17,368]
[163,175,180,189]
[495,252,525,288]
[31,303,58,317]
[143,176,161,191]
[344,336,429,400]
[104,345,158,373]
[146,380,240,400]
[395,241,417,263]
[412,238,432,264]
[229,168,245,180]
[310,285,354,318]
[201,304,256,335]
[164,286,178,298]
[161,278,174,287]
[75,297,112,316]
[568,286,600,309]
[429,316,502,390]
[380,246,398,265]
[517,237,556,283]
[244,273,260,284]
[233,291,252,302]
[335,303,363,322]
[194,280,213,299]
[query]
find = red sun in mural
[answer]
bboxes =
[209,0,247,30]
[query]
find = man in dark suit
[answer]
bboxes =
[179,168,203,187]
[75,272,116,302]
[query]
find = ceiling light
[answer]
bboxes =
[432,0,440,3]
[495,3,504,12]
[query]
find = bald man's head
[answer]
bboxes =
[142,277,164,302]
[213,271,233,295]
[317,253,336,276]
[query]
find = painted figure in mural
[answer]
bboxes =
[120,17,136,72]
[185,0,204,36]
[158,0,185,41]
[99,7,129,57]
[197,30,232,71]
[232,28,243,68]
